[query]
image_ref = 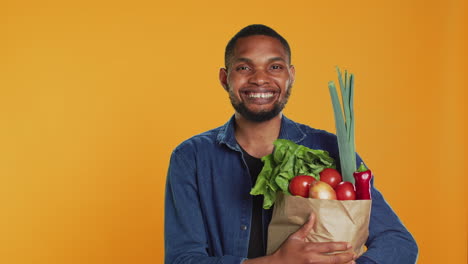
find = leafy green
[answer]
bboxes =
[328,67,357,183]
[250,139,335,209]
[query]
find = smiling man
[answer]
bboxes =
[164,24,418,264]
[221,34,294,125]
[219,33,295,159]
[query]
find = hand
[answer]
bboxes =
[270,213,356,264]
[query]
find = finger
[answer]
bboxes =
[290,212,315,240]
[305,241,352,253]
[322,251,356,264]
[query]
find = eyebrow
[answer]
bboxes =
[233,57,288,64]
[268,57,287,63]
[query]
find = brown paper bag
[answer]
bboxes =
[266,193,372,256]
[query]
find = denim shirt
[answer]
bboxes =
[164,115,418,264]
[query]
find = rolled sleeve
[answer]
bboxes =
[356,161,418,263]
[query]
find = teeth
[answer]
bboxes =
[247,92,274,98]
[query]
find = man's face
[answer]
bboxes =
[220,35,295,122]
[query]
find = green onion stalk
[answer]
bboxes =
[328,67,356,184]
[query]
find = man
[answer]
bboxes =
[164,24,418,264]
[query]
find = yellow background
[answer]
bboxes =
[1,0,466,263]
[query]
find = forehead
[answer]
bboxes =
[232,35,289,63]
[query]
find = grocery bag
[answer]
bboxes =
[266,192,372,256]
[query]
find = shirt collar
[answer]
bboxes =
[216,114,307,151]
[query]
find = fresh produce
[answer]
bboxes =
[329,68,374,201]
[289,175,317,198]
[250,139,335,209]
[353,163,373,200]
[328,68,356,184]
[309,181,337,200]
[252,140,372,203]
[319,168,342,189]
[335,181,356,200]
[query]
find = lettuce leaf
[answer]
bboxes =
[250,139,335,209]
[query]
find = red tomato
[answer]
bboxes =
[289,175,316,198]
[319,168,342,189]
[335,181,356,200]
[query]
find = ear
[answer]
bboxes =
[219,68,229,91]
[289,65,296,86]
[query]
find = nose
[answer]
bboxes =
[248,69,270,86]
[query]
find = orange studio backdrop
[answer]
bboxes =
[1,0,466,263]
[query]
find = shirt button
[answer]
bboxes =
[240,225,248,231]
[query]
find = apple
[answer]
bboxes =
[309,180,337,200]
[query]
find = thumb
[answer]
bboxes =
[290,212,315,240]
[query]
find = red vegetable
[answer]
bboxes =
[289,175,316,198]
[334,181,356,200]
[319,168,342,189]
[353,163,372,200]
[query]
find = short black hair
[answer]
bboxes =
[224,24,291,68]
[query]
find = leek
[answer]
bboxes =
[328,67,356,184]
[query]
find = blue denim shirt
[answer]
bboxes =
[164,115,418,264]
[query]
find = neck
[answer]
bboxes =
[234,113,282,158]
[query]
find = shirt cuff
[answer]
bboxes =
[356,255,378,264]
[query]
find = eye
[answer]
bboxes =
[236,66,251,71]
[271,64,283,70]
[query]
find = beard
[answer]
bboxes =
[228,84,292,123]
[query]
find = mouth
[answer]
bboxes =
[245,92,275,99]
[240,90,279,105]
